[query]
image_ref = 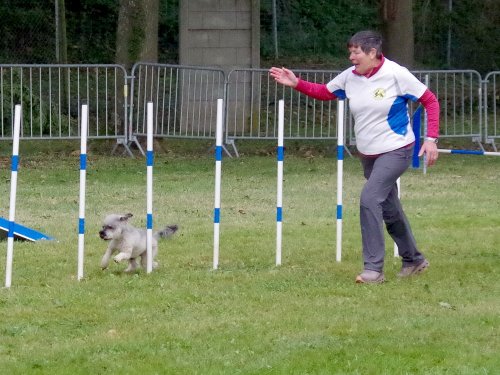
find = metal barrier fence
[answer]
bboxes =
[129,63,225,144]
[225,69,342,141]
[225,68,484,148]
[412,70,483,144]
[0,63,498,155]
[484,71,500,151]
[0,64,128,141]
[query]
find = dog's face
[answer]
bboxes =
[99,213,133,241]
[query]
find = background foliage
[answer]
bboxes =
[0,0,498,73]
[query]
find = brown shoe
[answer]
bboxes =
[355,270,385,284]
[397,259,429,278]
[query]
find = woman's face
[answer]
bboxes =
[349,46,377,75]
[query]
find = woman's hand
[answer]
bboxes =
[418,141,439,166]
[269,67,299,88]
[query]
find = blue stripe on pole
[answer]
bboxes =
[336,205,343,220]
[8,221,15,238]
[214,208,220,223]
[276,206,282,222]
[277,146,284,161]
[11,155,19,172]
[78,218,85,234]
[146,150,154,166]
[412,107,422,168]
[450,149,484,155]
[337,145,344,161]
[215,146,222,161]
[147,213,153,229]
[80,154,87,170]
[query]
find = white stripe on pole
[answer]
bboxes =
[336,100,345,262]
[276,99,284,266]
[146,102,154,273]
[77,104,89,281]
[394,177,401,257]
[213,99,223,269]
[5,104,22,288]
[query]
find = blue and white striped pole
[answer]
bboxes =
[276,100,285,266]
[213,98,223,270]
[5,104,22,288]
[336,100,345,262]
[146,102,154,273]
[412,107,423,169]
[77,104,89,281]
[438,149,500,156]
[394,178,401,257]
[423,75,429,174]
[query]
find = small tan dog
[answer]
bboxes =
[99,213,178,272]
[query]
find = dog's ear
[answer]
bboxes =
[120,213,133,221]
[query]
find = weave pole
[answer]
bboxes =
[146,102,154,273]
[276,100,285,266]
[438,149,500,156]
[5,104,22,288]
[423,75,429,174]
[393,177,401,257]
[336,100,345,262]
[213,99,223,270]
[411,107,423,169]
[77,104,89,281]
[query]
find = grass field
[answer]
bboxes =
[0,141,499,374]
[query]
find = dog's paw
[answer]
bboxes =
[114,253,131,263]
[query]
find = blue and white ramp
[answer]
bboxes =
[0,216,53,242]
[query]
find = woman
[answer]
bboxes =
[270,30,440,283]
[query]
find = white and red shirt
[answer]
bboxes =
[295,57,440,155]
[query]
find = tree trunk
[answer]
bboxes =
[380,0,414,68]
[115,0,134,68]
[56,0,68,64]
[115,0,159,68]
[272,0,278,59]
[55,0,69,110]
[140,0,159,62]
[115,0,159,141]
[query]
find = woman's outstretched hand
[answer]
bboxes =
[269,67,299,88]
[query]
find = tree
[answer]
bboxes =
[115,0,159,68]
[55,0,68,64]
[379,0,414,67]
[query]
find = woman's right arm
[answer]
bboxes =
[269,67,337,101]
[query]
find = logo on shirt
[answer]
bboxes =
[373,88,386,100]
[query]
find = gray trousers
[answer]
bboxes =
[359,146,425,272]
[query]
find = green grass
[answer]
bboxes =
[0,143,499,374]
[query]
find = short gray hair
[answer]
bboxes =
[347,30,383,58]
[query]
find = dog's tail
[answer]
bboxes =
[154,225,178,239]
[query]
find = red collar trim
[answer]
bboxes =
[352,55,385,78]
